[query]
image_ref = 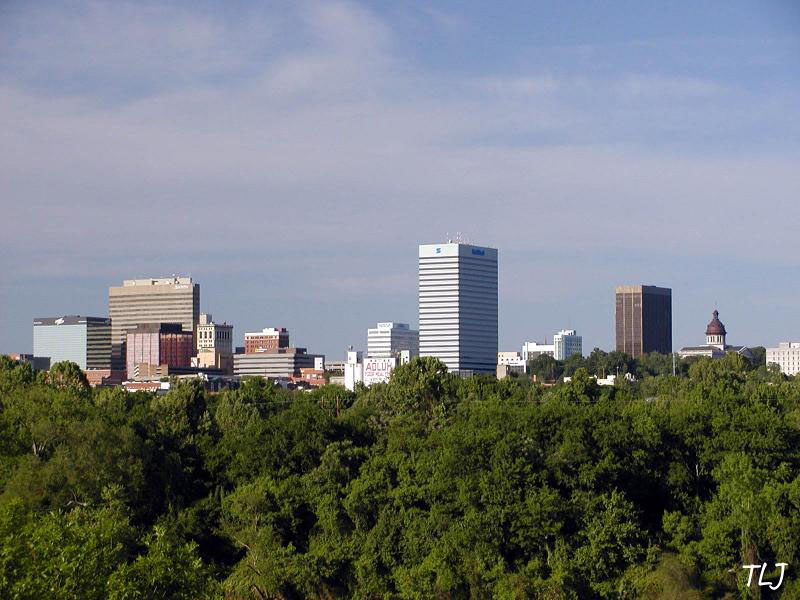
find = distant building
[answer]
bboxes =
[125,323,193,376]
[367,322,419,358]
[128,363,226,382]
[244,327,289,354]
[521,329,581,363]
[194,313,233,374]
[498,351,525,367]
[344,350,364,391]
[419,242,498,375]
[109,277,199,370]
[522,341,555,362]
[196,313,233,354]
[615,285,672,357]
[343,349,409,390]
[84,369,123,387]
[767,342,800,376]
[33,315,112,370]
[564,372,636,386]
[291,368,327,389]
[678,310,753,362]
[497,363,526,379]
[326,360,346,372]
[233,348,320,379]
[553,329,582,360]
[7,353,50,371]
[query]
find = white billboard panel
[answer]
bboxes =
[363,357,397,386]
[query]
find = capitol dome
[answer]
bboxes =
[705,310,726,336]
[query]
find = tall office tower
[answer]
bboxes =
[367,322,419,358]
[553,329,582,360]
[419,242,498,375]
[615,285,672,357]
[108,277,199,369]
[33,315,112,370]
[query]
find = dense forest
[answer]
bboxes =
[0,351,798,599]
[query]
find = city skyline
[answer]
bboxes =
[2,1,800,357]
[12,257,782,362]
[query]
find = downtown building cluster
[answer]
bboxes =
[13,243,800,391]
[26,276,325,392]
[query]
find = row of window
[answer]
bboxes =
[199,329,231,340]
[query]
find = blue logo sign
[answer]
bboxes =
[472,248,485,256]
[436,247,442,254]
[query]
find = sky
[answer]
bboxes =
[1,0,799,358]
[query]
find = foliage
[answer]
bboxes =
[0,353,799,597]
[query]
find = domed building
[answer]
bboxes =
[678,309,754,361]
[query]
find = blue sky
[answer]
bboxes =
[1,1,799,357]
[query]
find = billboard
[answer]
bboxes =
[362,357,397,386]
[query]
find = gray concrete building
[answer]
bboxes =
[108,276,199,370]
[367,322,419,358]
[233,349,321,379]
[33,315,112,370]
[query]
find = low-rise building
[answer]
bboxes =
[7,353,51,371]
[84,369,124,387]
[497,363,525,379]
[522,341,555,362]
[498,351,525,366]
[326,360,346,372]
[678,310,753,362]
[291,368,327,389]
[233,348,320,379]
[767,342,800,376]
[244,327,289,354]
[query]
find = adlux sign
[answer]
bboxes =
[363,358,396,386]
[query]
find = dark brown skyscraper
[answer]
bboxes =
[615,285,672,357]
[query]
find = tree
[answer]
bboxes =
[528,354,562,382]
[0,487,134,600]
[108,525,219,600]
[48,361,89,390]
[383,356,456,421]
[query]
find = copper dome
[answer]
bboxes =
[705,310,726,336]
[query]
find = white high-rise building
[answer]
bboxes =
[418,242,498,375]
[367,322,419,358]
[767,342,800,376]
[553,329,582,360]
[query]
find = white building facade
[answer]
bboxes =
[522,341,554,362]
[497,351,525,367]
[553,329,582,360]
[767,342,800,376]
[419,243,498,375]
[367,322,419,358]
[196,313,233,354]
